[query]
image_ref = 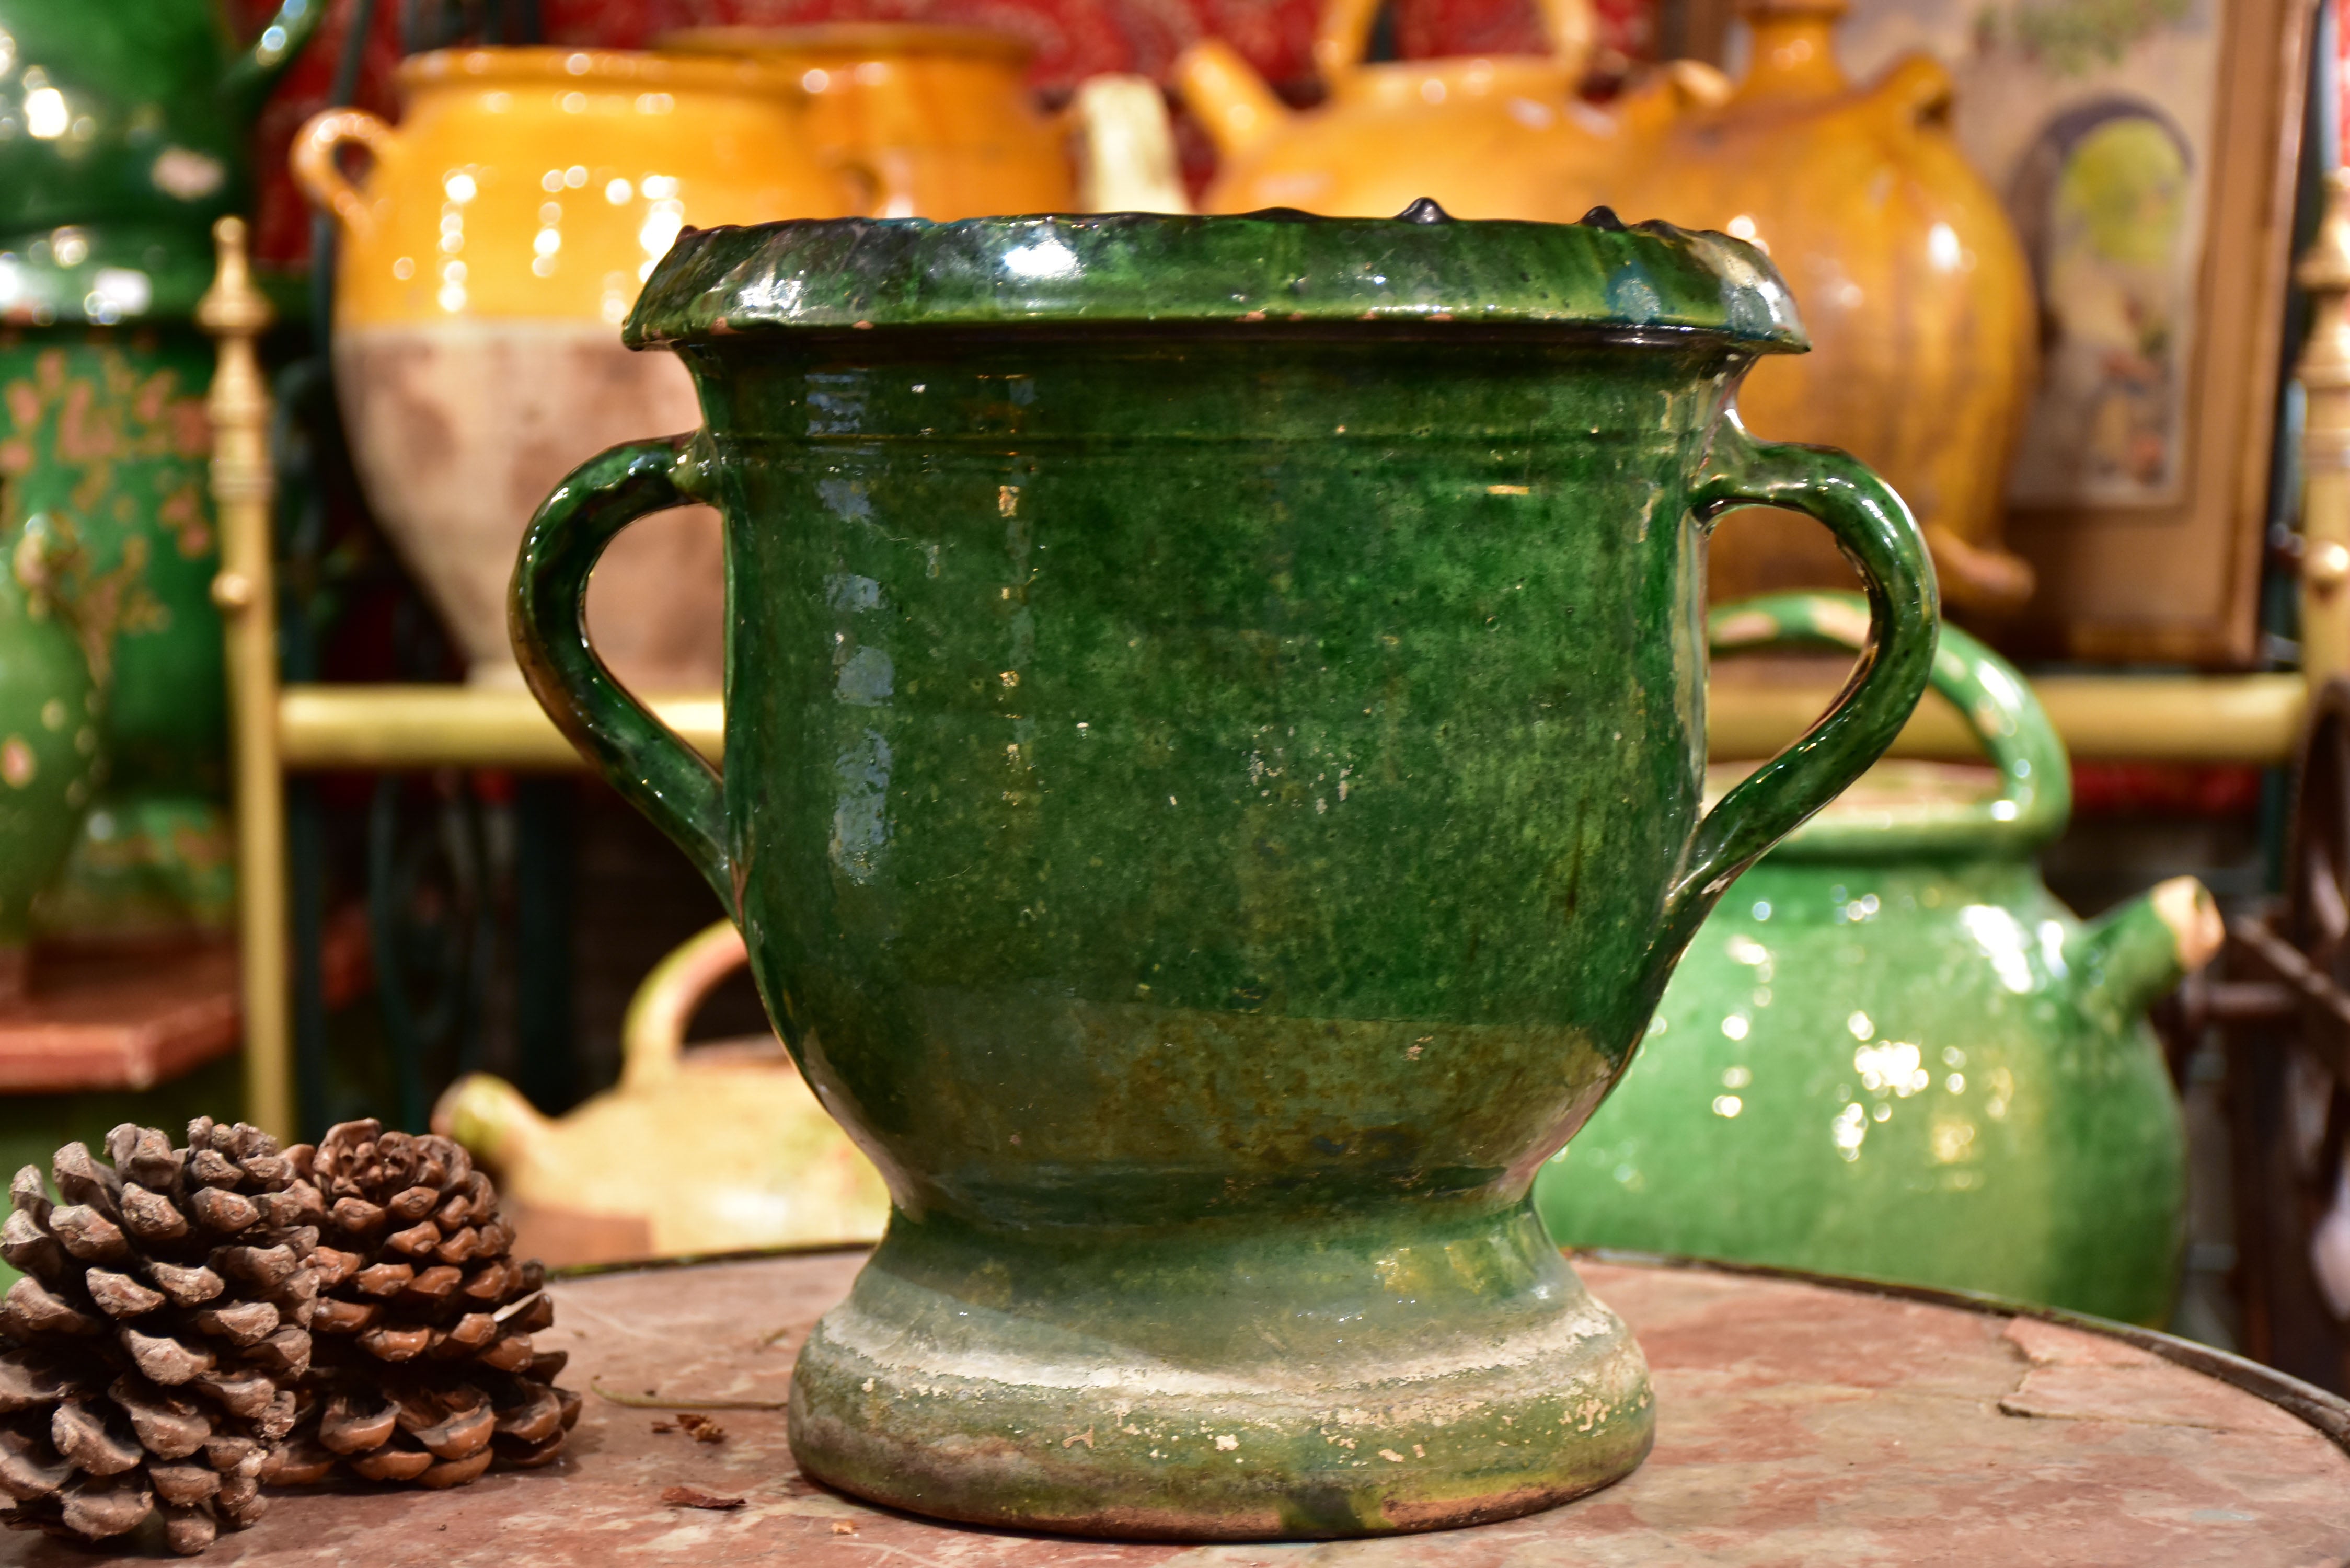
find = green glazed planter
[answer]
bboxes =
[511,209,1939,1538]
[0,513,106,997]
[1536,593,2216,1327]
[0,328,234,943]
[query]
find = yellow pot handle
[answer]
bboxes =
[290,107,398,239]
[1315,0,1593,80]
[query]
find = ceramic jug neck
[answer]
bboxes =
[1735,1,1849,102]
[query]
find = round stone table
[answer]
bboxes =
[19,1251,2348,1564]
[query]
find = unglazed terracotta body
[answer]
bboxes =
[1538,595,2217,1325]
[510,211,1938,1538]
[1176,0,1720,221]
[663,25,1076,220]
[1621,0,2037,614]
[294,48,855,689]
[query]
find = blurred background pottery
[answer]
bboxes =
[663,24,1077,218]
[434,920,888,1266]
[510,211,1939,1535]
[0,0,321,948]
[0,514,107,1001]
[1537,593,2218,1325]
[664,25,1189,217]
[1622,0,2038,616]
[293,45,858,693]
[1176,0,1723,221]
[0,330,235,945]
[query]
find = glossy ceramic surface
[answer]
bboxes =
[664,25,1076,220]
[294,47,856,688]
[511,211,1938,1538]
[1621,0,2037,614]
[0,0,320,321]
[0,327,231,943]
[0,511,105,996]
[1536,593,2213,1325]
[1176,0,1719,222]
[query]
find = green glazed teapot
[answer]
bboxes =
[1536,592,2218,1325]
[0,0,321,319]
[511,209,1938,1538]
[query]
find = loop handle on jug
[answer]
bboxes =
[291,108,399,240]
[1709,589,2067,859]
[1312,0,1594,80]
[510,434,737,917]
[1655,416,1937,966]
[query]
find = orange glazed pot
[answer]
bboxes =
[1176,0,1721,222]
[294,48,856,690]
[663,25,1077,220]
[1622,0,2038,615]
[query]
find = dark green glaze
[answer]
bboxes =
[0,328,232,942]
[0,0,320,322]
[1537,594,2196,1326]
[513,212,1938,1539]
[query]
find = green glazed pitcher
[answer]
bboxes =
[511,207,1938,1539]
[1537,592,2217,1325]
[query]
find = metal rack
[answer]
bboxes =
[199,175,2350,1139]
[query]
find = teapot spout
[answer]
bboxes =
[432,1071,556,1179]
[1172,39,1292,163]
[221,0,326,122]
[2064,876,2224,1018]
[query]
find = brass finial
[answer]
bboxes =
[197,216,274,341]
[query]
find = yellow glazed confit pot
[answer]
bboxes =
[1621,0,2038,614]
[294,47,856,691]
[1175,0,1726,221]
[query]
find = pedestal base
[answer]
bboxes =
[787,1203,1654,1539]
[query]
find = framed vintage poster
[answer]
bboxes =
[1680,0,2317,664]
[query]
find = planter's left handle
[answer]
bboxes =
[511,436,736,917]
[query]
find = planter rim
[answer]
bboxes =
[623,206,1810,347]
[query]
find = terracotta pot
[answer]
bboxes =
[1622,0,2039,614]
[510,211,1939,1537]
[293,48,857,690]
[1175,0,1723,221]
[1537,593,2217,1326]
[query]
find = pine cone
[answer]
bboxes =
[0,1119,321,1555]
[275,1121,577,1490]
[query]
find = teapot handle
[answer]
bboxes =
[290,108,399,240]
[510,435,737,918]
[1314,0,1594,79]
[1710,590,2069,857]
[1656,418,1938,962]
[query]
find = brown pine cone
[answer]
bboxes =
[275,1121,577,1490]
[0,1119,322,1555]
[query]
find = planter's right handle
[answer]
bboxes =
[1657,417,1939,960]
[510,435,736,917]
